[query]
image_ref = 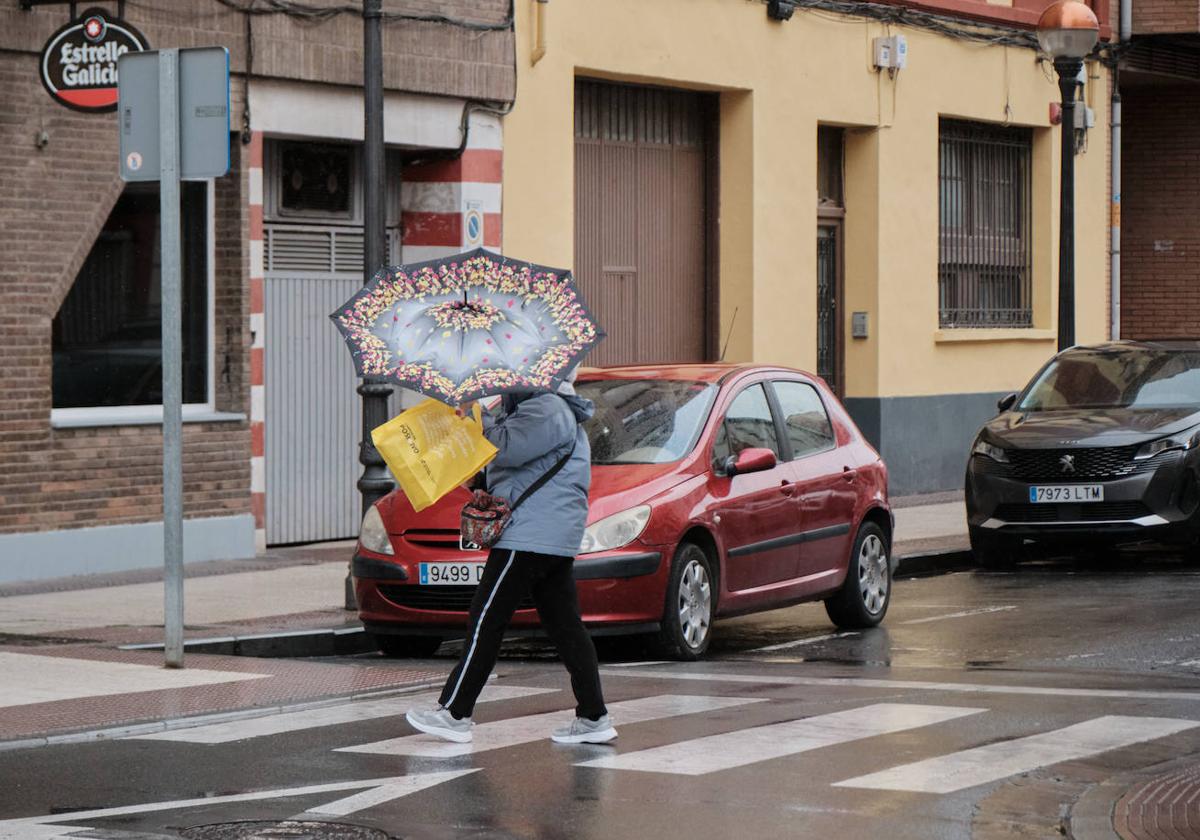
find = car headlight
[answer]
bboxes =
[971,438,1010,463]
[1134,426,1200,461]
[359,505,393,555]
[580,505,651,555]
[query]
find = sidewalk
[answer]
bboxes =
[0,493,971,747]
[891,491,972,574]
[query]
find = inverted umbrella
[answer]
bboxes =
[331,248,605,405]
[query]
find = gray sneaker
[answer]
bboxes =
[406,706,472,743]
[551,714,617,744]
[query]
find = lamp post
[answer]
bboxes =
[1037,0,1099,352]
[352,0,393,608]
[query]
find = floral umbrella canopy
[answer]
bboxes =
[331,248,605,405]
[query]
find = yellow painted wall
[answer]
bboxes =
[502,0,1111,400]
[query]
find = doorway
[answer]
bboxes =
[817,126,845,397]
[574,80,716,365]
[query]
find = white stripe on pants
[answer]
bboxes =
[443,549,517,710]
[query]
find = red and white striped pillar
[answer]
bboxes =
[247,131,267,554]
[401,112,502,262]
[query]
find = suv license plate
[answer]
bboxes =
[1029,485,1104,503]
[419,562,485,585]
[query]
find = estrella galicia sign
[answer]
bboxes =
[40,8,149,113]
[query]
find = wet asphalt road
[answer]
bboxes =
[3,549,1200,840]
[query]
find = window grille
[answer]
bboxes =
[938,120,1033,328]
[279,142,353,216]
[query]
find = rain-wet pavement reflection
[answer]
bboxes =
[6,546,1200,840]
[383,544,1200,680]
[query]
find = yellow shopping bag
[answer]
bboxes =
[372,399,498,512]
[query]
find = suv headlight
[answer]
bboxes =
[359,505,393,555]
[1134,426,1200,461]
[580,505,651,555]
[971,437,1010,463]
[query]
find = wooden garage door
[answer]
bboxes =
[574,80,711,366]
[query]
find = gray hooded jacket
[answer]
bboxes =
[481,390,594,558]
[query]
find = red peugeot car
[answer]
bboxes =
[353,364,894,660]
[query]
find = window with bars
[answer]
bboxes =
[938,119,1033,328]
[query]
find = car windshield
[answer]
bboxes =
[1017,349,1200,411]
[577,379,717,464]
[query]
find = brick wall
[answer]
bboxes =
[1130,0,1200,35]
[0,0,513,542]
[0,51,251,536]
[3,0,514,102]
[1120,85,1200,338]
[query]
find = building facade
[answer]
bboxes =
[502,0,1114,495]
[1,0,1120,584]
[0,0,512,582]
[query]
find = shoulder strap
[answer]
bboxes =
[511,433,578,513]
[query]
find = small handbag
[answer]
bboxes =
[460,438,577,551]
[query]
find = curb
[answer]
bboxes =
[894,548,976,578]
[114,548,978,661]
[1070,776,1124,840]
[1069,752,1200,840]
[119,625,377,658]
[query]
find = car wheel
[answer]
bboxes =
[969,528,1022,569]
[824,521,891,630]
[655,542,715,661]
[374,634,443,658]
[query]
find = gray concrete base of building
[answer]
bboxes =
[0,514,256,585]
[844,392,1006,496]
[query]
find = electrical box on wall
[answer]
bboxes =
[873,35,908,70]
[852,312,870,339]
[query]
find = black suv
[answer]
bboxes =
[966,340,1200,565]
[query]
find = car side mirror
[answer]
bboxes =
[997,393,1017,413]
[725,447,777,477]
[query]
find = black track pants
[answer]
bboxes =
[438,548,608,721]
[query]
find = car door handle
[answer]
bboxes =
[842,467,857,483]
[780,480,796,496]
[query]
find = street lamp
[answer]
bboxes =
[1037,0,1099,352]
[352,0,393,609]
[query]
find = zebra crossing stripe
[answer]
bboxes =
[301,770,478,818]
[337,694,764,758]
[834,715,1200,793]
[135,685,555,744]
[600,668,1200,702]
[0,774,471,832]
[577,703,984,776]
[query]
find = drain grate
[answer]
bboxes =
[1114,764,1200,840]
[0,632,95,647]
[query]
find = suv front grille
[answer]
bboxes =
[378,584,536,613]
[975,446,1159,481]
[993,501,1151,523]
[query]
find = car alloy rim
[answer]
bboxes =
[677,558,712,649]
[858,534,889,615]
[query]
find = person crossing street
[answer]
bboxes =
[406,369,615,745]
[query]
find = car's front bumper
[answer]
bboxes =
[965,450,1200,543]
[352,545,669,633]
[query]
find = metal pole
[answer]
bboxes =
[159,48,185,668]
[1110,91,1121,340]
[1055,57,1082,352]
[352,0,393,609]
[1111,0,1131,341]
